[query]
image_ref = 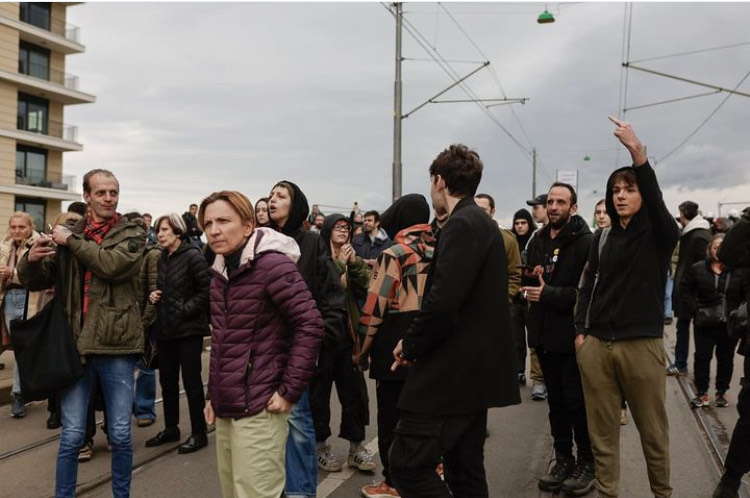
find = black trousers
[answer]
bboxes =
[510,299,529,374]
[376,380,404,486]
[310,344,369,442]
[724,354,750,480]
[389,410,488,498]
[157,335,207,436]
[538,350,593,461]
[693,326,739,394]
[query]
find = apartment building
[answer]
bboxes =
[0,2,94,231]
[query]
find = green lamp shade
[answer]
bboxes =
[583,155,591,161]
[537,10,555,24]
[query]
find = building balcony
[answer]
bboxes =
[0,171,81,201]
[0,14,85,55]
[0,65,95,105]
[0,118,82,152]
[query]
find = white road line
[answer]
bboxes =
[317,437,379,498]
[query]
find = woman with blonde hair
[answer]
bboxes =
[0,212,41,419]
[200,191,324,498]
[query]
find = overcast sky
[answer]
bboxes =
[63,2,750,225]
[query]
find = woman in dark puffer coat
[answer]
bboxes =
[200,191,324,498]
[145,213,211,454]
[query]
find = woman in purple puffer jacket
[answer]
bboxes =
[199,190,324,498]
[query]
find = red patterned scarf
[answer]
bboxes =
[82,214,119,316]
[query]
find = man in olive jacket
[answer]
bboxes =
[18,169,145,498]
[390,145,521,498]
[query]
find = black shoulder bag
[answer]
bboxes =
[695,272,731,328]
[10,247,84,401]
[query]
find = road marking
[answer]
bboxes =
[317,437,379,498]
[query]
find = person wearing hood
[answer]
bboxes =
[268,180,347,497]
[668,200,713,376]
[351,210,392,267]
[522,183,596,495]
[575,117,680,498]
[356,194,434,498]
[145,213,211,455]
[312,213,375,474]
[199,191,324,498]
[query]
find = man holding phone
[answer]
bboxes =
[18,169,146,498]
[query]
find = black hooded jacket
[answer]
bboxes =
[575,161,680,341]
[512,208,536,253]
[272,181,348,350]
[526,215,593,353]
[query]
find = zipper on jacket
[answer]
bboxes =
[243,349,252,413]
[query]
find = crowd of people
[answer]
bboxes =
[0,116,748,498]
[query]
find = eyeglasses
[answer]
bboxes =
[333,225,351,232]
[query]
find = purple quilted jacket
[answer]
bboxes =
[208,228,324,418]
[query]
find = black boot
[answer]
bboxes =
[561,459,596,496]
[47,412,62,430]
[712,474,740,498]
[538,452,575,492]
[145,427,181,447]
[178,433,208,454]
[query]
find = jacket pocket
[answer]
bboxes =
[95,304,136,347]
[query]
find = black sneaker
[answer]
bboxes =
[47,412,62,430]
[712,475,740,498]
[11,393,25,418]
[538,453,575,492]
[561,459,596,496]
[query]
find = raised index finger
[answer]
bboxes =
[608,115,623,127]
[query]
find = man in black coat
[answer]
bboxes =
[523,182,595,494]
[669,200,712,375]
[714,207,750,498]
[389,144,521,498]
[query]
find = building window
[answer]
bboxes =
[19,42,50,81]
[16,146,47,186]
[17,93,48,134]
[15,197,46,232]
[20,3,51,31]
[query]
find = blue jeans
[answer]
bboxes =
[133,358,156,421]
[4,288,27,395]
[664,275,674,319]
[675,317,691,370]
[56,355,137,498]
[285,388,318,498]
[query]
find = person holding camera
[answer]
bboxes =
[680,234,747,409]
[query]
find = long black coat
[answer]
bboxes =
[673,225,712,318]
[680,259,748,320]
[398,197,521,416]
[526,215,593,354]
[154,238,210,341]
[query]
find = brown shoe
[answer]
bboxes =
[137,418,155,428]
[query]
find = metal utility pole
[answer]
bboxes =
[392,2,403,202]
[532,148,537,198]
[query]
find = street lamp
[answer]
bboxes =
[537,5,555,24]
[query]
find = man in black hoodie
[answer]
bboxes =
[523,183,595,495]
[575,117,680,498]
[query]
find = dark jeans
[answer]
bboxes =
[693,326,739,394]
[157,336,207,436]
[510,299,529,374]
[376,380,404,486]
[724,354,750,481]
[674,317,692,370]
[310,344,369,442]
[538,350,593,461]
[389,410,488,498]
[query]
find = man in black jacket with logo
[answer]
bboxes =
[523,183,595,495]
[389,144,521,498]
[575,117,680,498]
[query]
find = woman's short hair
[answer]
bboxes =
[709,233,726,257]
[8,211,34,231]
[198,191,255,227]
[156,213,187,236]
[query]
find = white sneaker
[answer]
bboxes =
[317,445,343,472]
[348,447,377,472]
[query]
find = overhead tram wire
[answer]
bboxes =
[656,66,750,164]
[616,3,634,166]
[438,3,536,152]
[629,41,750,64]
[382,3,535,159]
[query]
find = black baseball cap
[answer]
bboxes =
[526,194,547,206]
